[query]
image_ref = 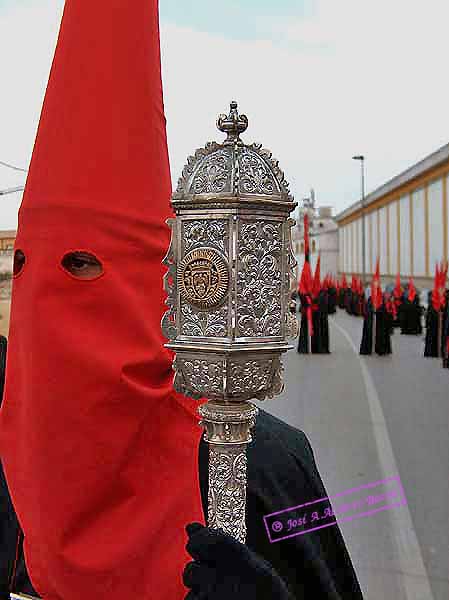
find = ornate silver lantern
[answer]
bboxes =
[162,101,298,543]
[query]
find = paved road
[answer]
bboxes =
[257,309,448,600]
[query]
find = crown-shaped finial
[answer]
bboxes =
[217,101,248,145]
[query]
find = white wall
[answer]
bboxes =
[412,187,426,277]
[371,210,379,270]
[400,194,411,275]
[339,173,448,280]
[428,179,443,273]
[379,206,387,274]
[389,200,398,274]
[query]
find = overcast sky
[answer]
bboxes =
[1,0,448,230]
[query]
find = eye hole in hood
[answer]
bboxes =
[13,249,26,277]
[61,251,104,280]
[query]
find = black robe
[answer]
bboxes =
[317,290,331,354]
[424,292,445,358]
[360,300,393,356]
[297,294,329,355]
[399,296,422,335]
[297,294,314,354]
[327,288,337,315]
[349,292,359,316]
[442,293,449,368]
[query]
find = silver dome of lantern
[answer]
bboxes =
[173,101,293,205]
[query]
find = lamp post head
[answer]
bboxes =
[352,155,364,161]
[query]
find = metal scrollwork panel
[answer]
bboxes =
[236,221,283,338]
[208,445,247,543]
[189,148,233,195]
[285,218,299,339]
[227,356,284,401]
[181,304,228,337]
[175,356,224,398]
[238,147,278,196]
[161,219,177,341]
[183,219,230,255]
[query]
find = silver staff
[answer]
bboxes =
[162,102,298,543]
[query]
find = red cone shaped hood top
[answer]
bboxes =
[408,277,417,302]
[0,2,204,599]
[312,255,321,298]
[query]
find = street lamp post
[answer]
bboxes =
[352,155,366,288]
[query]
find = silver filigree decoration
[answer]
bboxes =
[181,304,228,338]
[176,142,222,193]
[285,218,299,339]
[190,149,232,194]
[175,138,293,202]
[236,221,283,337]
[246,143,293,200]
[229,359,272,393]
[228,357,284,400]
[179,358,224,396]
[238,148,277,195]
[161,219,177,341]
[183,219,229,254]
[208,446,247,543]
[286,312,299,339]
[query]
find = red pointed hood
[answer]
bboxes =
[432,263,445,310]
[393,272,403,299]
[371,258,382,310]
[408,277,417,302]
[0,2,203,599]
[303,212,310,261]
[342,273,348,288]
[299,259,313,295]
[312,255,321,297]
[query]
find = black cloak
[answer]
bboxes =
[359,299,393,356]
[317,290,331,354]
[399,296,423,335]
[297,294,313,354]
[327,288,337,315]
[348,292,359,316]
[297,294,330,355]
[442,293,449,368]
[424,292,445,358]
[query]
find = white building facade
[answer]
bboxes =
[293,205,339,280]
[336,143,449,288]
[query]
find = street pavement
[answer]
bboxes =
[257,309,448,600]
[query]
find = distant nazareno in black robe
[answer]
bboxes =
[442,292,449,368]
[424,291,446,358]
[360,300,393,356]
[327,287,338,315]
[399,296,422,335]
[297,293,330,354]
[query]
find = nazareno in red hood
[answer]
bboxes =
[0,1,204,599]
